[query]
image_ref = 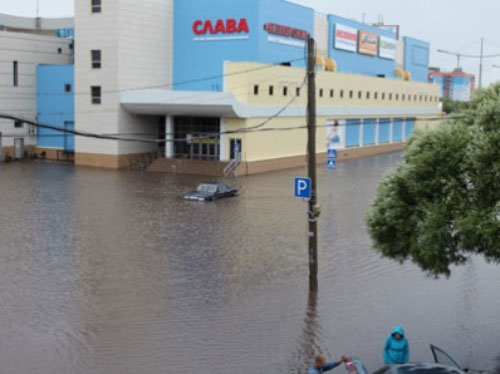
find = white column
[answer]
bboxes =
[219,118,226,161]
[165,115,174,158]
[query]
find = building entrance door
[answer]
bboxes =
[64,121,75,152]
[14,138,24,159]
[174,116,220,160]
[230,138,242,160]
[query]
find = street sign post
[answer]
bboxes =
[327,158,337,170]
[327,149,337,158]
[294,177,311,199]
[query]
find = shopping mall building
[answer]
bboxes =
[2,0,441,174]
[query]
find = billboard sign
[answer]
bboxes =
[326,119,346,150]
[379,36,397,60]
[358,30,378,56]
[334,24,357,52]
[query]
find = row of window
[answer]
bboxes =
[253,84,439,103]
[342,118,416,148]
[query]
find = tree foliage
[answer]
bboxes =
[440,98,470,114]
[367,84,500,276]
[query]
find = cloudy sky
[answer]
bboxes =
[1,0,499,86]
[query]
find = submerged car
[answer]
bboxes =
[352,345,466,374]
[183,182,238,202]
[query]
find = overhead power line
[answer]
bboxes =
[3,57,306,99]
[0,112,467,143]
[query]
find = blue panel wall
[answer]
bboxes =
[346,119,360,147]
[173,0,313,92]
[362,118,376,145]
[378,118,390,143]
[327,15,397,78]
[36,65,74,150]
[392,118,403,142]
[174,0,260,91]
[256,1,312,68]
[403,37,430,82]
[404,118,416,139]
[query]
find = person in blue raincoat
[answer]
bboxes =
[384,325,410,364]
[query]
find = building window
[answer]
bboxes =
[395,94,399,101]
[253,85,259,95]
[283,86,288,96]
[91,50,101,69]
[91,86,101,104]
[366,92,370,100]
[349,90,353,99]
[374,92,378,100]
[92,0,101,13]
[358,91,362,99]
[58,48,62,54]
[382,93,385,100]
[65,84,72,93]
[14,120,23,128]
[330,89,334,98]
[269,85,274,96]
[319,88,323,97]
[13,61,18,87]
[389,93,393,101]
[296,87,300,97]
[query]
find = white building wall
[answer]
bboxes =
[74,0,173,158]
[0,30,72,150]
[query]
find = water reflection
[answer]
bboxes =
[0,155,499,374]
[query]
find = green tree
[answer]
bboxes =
[367,84,500,276]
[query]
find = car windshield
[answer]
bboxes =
[196,184,217,193]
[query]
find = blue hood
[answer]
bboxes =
[392,325,405,337]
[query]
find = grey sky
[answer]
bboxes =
[1,0,499,86]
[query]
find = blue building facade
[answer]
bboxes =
[403,37,430,82]
[36,65,75,152]
[173,0,313,91]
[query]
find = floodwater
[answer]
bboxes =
[0,153,499,374]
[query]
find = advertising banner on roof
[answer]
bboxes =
[379,36,397,60]
[334,24,357,52]
[358,30,378,56]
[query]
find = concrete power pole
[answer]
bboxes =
[307,38,319,293]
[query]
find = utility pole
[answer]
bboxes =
[479,37,484,89]
[307,38,319,292]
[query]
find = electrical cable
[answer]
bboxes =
[2,57,306,99]
[0,112,468,142]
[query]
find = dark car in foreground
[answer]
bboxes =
[352,345,467,374]
[183,182,238,202]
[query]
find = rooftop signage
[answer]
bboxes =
[334,24,357,52]
[379,36,397,60]
[358,30,378,56]
[263,23,310,40]
[192,18,250,41]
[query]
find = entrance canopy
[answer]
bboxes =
[120,89,250,118]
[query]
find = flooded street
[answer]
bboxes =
[0,153,499,374]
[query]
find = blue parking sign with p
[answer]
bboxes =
[294,177,311,199]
